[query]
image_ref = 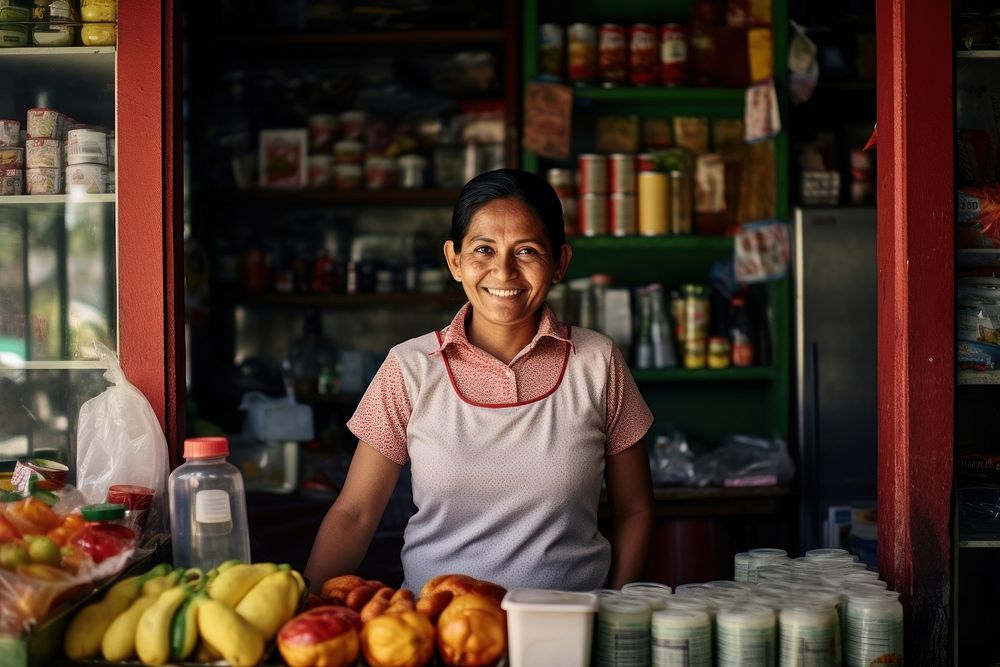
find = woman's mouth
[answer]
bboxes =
[484,288,524,298]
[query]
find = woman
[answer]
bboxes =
[305,168,654,593]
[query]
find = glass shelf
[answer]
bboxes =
[0,194,115,205]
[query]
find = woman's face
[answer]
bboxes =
[444,197,571,330]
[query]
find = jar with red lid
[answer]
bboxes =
[69,503,137,564]
[107,484,155,536]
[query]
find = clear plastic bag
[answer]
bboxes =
[692,434,795,487]
[648,432,697,487]
[75,341,169,534]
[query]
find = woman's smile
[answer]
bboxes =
[484,287,526,298]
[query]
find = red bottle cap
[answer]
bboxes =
[183,437,229,459]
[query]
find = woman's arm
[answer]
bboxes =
[304,442,402,592]
[604,440,654,588]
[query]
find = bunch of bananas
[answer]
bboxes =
[63,559,305,666]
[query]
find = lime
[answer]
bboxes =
[27,536,61,565]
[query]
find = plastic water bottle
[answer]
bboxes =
[168,437,250,570]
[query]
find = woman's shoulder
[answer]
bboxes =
[388,330,442,358]
[567,326,616,358]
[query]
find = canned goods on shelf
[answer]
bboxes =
[81,0,118,23]
[628,24,659,87]
[308,155,333,188]
[637,171,668,236]
[26,138,63,169]
[567,23,597,84]
[598,24,627,87]
[33,24,75,47]
[0,147,23,168]
[308,114,338,154]
[80,22,116,46]
[609,193,636,236]
[0,168,22,195]
[0,119,19,147]
[578,153,607,194]
[26,108,63,140]
[538,23,565,81]
[608,153,636,193]
[682,284,708,369]
[579,193,608,236]
[659,23,689,86]
[26,167,62,194]
[67,128,109,166]
[66,163,108,194]
[668,170,692,234]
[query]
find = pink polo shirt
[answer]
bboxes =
[348,303,653,464]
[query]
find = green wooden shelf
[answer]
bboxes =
[571,85,745,117]
[566,235,733,285]
[632,366,774,383]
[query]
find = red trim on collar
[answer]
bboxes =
[433,327,573,408]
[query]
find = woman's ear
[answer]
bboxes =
[553,243,573,283]
[443,240,462,282]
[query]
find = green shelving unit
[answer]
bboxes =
[522,0,791,449]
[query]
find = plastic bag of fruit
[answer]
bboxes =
[0,488,137,637]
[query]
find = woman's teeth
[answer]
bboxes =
[486,288,522,297]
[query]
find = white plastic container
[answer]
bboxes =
[501,589,599,667]
[168,437,251,570]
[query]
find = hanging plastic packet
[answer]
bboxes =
[75,341,169,537]
[744,79,782,142]
[734,220,791,283]
[788,21,819,105]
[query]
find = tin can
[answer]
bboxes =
[682,284,708,369]
[609,193,636,236]
[0,147,23,168]
[637,153,656,172]
[0,119,19,147]
[628,23,659,87]
[26,108,62,139]
[659,23,688,86]
[308,114,338,154]
[607,153,635,193]
[598,23,628,86]
[308,155,333,188]
[567,23,597,84]
[637,170,668,235]
[67,128,109,166]
[577,153,607,194]
[579,193,608,236]
[670,289,685,344]
[547,167,578,236]
[26,167,62,194]
[12,457,69,492]
[708,336,731,369]
[26,138,63,169]
[0,168,22,195]
[538,23,565,81]
[668,170,692,234]
[66,163,108,194]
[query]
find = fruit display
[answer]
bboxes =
[0,490,139,637]
[63,559,306,665]
[278,572,507,667]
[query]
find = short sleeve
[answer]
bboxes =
[605,342,653,454]
[346,352,411,465]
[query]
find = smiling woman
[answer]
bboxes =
[305,168,655,595]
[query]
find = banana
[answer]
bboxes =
[170,591,203,662]
[142,567,185,598]
[135,585,192,665]
[207,562,277,607]
[63,563,171,660]
[234,569,301,640]
[101,594,158,662]
[197,597,265,667]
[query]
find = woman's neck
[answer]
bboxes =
[466,310,541,365]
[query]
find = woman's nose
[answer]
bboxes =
[493,251,518,278]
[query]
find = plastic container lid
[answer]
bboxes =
[501,589,599,613]
[80,503,127,521]
[183,436,229,459]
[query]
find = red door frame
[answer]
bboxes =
[117,1,185,464]
[876,0,953,660]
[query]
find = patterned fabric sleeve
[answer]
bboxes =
[346,352,411,465]
[605,342,654,455]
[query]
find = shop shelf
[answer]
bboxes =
[266,28,506,48]
[571,85,746,117]
[957,50,1000,59]
[231,291,466,309]
[631,366,774,383]
[0,194,115,206]
[566,235,734,283]
[959,538,1000,548]
[221,188,462,207]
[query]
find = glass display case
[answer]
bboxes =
[0,46,117,469]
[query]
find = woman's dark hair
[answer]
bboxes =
[450,168,566,251]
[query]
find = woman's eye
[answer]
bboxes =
[517,247,539,255]
[473,246,493,254]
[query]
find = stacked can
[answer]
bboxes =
[25,108,66,195]
[0,119,22,195]
[607,154,637,235]
[66,126,111,194]
[546,167,577,237]
[577,154,607,235]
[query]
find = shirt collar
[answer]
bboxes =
[435,302,574,355]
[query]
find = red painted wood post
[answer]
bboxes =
[116,1,185,464]
[875,0,953,662]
